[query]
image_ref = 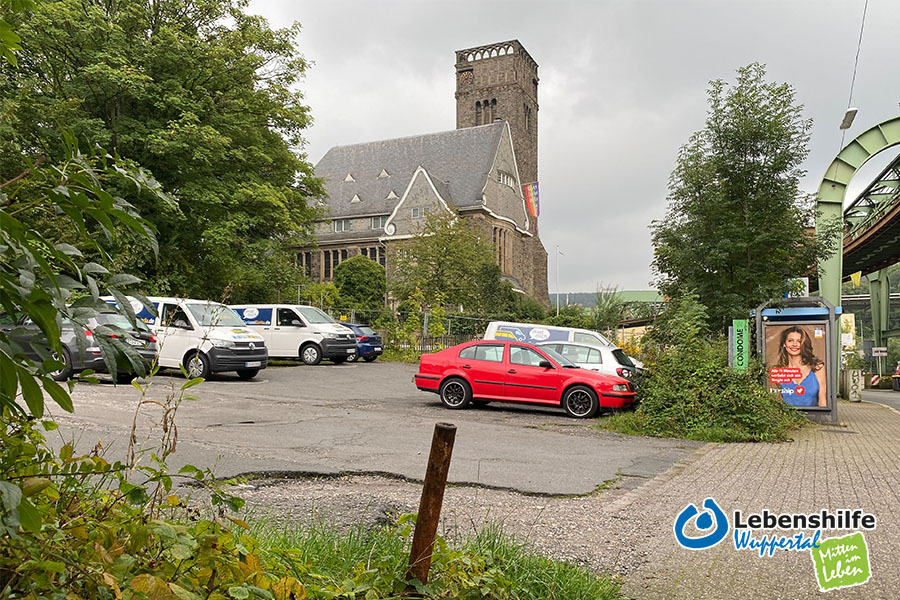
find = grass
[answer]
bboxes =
[247,517,621,599]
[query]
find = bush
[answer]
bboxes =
[632,339,805,442]
[600,291,806,442]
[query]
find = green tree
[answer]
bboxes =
[651,63,838,330]
[2,0,325,302]
[390,212,494,310]
[590,285,625,334]
[333,255,386,310]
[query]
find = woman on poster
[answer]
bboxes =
[775,326,827,407]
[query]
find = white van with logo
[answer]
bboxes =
[230,304,358,365]
[483,321,615,347]
[483,321,644,370]
[105,296,268,379]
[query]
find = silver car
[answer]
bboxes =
[536,341,638,380]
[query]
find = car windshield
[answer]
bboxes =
[186,303,246,327]
[538,345,576,367]
[295,306,335,324]
[612,349,635,367]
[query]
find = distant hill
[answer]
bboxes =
[550,290,664,308]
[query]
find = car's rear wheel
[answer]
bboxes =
[50,348,73,382]
[363,355,377,363]
[346,351,358,362]
[300,344,322,365]
[562,385,599,418]
[439,377,471,410]
[236,369,259,380]
[184,351,210,379]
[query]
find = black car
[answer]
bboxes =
[344,323,383,363]
[2,310,158,383]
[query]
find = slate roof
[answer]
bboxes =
[315,123,505,218]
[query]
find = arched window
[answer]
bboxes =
[475,101,482,126]
[490,99,497,123]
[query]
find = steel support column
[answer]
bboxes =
[868,270,889,375]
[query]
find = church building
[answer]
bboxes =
[301,40,550,305]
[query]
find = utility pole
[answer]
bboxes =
[556,245,564,317]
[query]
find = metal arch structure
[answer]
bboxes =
[816,115,900,306]
[842,152,900,276]
[816,115,900,375]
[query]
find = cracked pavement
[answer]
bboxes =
[49,361,701,495]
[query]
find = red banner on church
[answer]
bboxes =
[524,182,540,218]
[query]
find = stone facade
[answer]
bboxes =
[301,40,550,307]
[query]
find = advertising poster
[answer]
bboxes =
[764,323,829,408]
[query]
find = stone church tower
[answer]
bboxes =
[455,40,550,306]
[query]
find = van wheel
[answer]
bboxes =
[300,344,322,365]
[236,369,258,380]
[184,351,210,379]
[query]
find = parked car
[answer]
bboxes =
[535,341,637,380]
[104,296,268,379]
[1,310,158,383]
[483,321,644,370]
[414,340,636,418]
[230,304,357,365]
[343,323,384,362]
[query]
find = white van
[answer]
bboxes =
[483,321,615,347]
[106,296,268,379]
[230,304,357,365]
[482,320,644,370]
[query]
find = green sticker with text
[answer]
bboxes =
[811,532,871,591]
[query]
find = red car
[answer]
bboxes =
[414,340,636,418]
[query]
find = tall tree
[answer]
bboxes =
[389,212,494,310]
[1,0,324,302]
[651,63,838,330]
[333,255,386,310]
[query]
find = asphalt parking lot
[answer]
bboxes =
[52,361,702,495]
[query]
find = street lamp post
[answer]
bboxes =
[556,245,564,317]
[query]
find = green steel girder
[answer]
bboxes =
[843,156,900,239]
[816,115,900,308]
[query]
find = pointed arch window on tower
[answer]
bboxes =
[490,99,497,123]
[475,101,482,127]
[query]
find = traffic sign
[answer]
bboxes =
[872,346,888,357]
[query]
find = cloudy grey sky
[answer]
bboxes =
[249,0,900,294]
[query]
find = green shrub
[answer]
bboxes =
[600,291,806,442]
[627,339,805,442]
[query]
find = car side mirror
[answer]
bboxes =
[538,360,553,369]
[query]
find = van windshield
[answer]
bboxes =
[186,304,246,327]
[295,306,335,325]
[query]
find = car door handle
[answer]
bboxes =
[462,365,471,369]
[507,369,517,374]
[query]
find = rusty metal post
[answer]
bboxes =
[406,422,457,584]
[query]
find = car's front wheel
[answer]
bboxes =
[184,351,210,379]
[562,385,599,418]
[300,344,322,365]
[439,377,471,410]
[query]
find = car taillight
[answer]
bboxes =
[358,335,369,342]
[616,368,631,378]
[84,329,93,337]
[150,335,157,343]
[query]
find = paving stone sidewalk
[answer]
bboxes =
[615,398,900,599]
